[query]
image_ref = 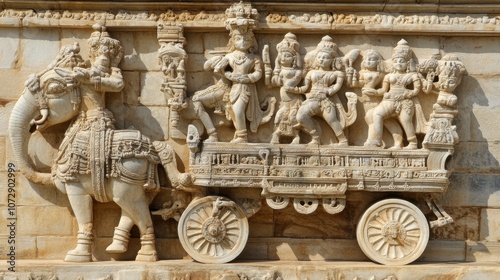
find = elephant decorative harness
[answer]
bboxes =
[54,108,161,202]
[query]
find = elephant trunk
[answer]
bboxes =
[9,91,55,187]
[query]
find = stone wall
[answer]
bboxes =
[0,1,499,263]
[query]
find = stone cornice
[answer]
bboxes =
[1,2,500,35]
[2,1,500,14]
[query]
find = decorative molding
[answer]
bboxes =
[1,8,500,35]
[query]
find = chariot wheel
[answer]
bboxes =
[356,198,429,265]
[177,196,249,263]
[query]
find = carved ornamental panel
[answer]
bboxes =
[5,1,473,268]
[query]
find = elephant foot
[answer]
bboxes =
[106,242,128,254]
[65,231,93,262]
[106,227,130,254]
[136,250,158,262]
[64,249,92,262]
[136,230,157,262]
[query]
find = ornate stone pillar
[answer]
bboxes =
[158,22,188,139]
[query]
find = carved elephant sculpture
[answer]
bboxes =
[9,67,191,262]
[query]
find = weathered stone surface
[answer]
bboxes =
[21,28,60,70]
[451,142,500,172]
[269,238,367,261]
[184,32,204,54]
[443,37,500,76]
[139,71,167,106]
[6,259,500,280]
[444,173,500,207]
[470,107,500,142]
[122,70,141,106]
[0,137,5,171]
[117,31,161,71]
[123,105,169,141]
[420,240,466,262]
[480,208,500,242]
[0,70,35,100]
[17,205,75,236]
[274,206,355,239]
[431,206,480,241]
[0,236,36,259]
[93,203,121,238]
[466,241,500,262]
[16,174,57,206]
[0,28,20,69]
[36,236,77,259]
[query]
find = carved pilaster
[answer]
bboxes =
[158,22,188,140]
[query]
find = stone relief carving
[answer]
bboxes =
[365,39,424,149]
[2,7,500,28]
[174,2,465,265]
[187,2,276,143]
[158,22,188,140]
[8,1,468,267]
[9,24,191,262]
[265,33,304,144]
[289,35,358,145]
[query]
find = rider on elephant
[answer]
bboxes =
[53,24,128,202]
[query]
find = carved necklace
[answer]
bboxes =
[232,51,248,65]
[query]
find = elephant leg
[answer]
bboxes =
[106,191,156,253]
[65,182,93,262]
[105,211,133,254]
[112,180,157,262]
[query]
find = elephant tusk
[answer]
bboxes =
[30,108,49,126]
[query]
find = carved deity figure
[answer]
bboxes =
[191,2,274,143]
[218,18,264,143]
[265,33,304,144]
[346,49,385,126]
[289,36,355,146]
[366,39,423,149]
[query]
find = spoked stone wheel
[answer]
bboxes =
[356,198,429,265]
[177,196,249,263]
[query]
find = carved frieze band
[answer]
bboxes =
[2,8,500,34]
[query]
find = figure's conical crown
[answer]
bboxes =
[392,39,412,61]
[276,33,300,54]
[317,35,338,57]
